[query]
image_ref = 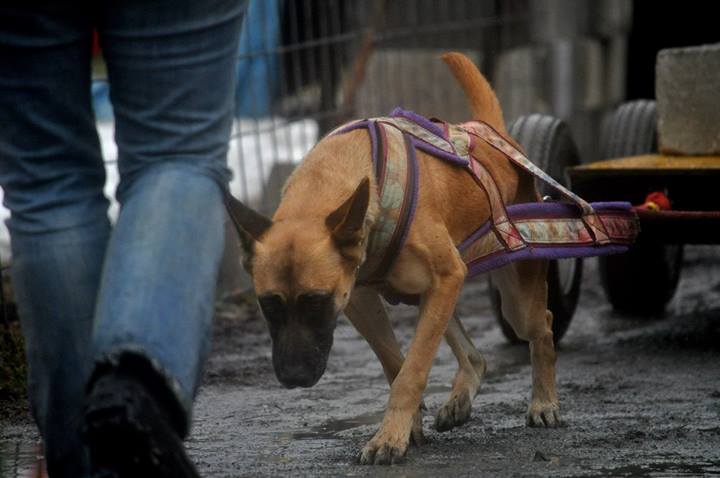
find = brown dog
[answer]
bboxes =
[227,52,560,465]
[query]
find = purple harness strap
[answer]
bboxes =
[331,117,421,285]
[330,108,640,298]
[460,201,636,279]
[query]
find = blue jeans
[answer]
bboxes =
[0,2,244,476]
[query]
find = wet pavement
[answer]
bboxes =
[2,246,720,477]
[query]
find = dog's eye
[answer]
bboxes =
[258,294,287,322]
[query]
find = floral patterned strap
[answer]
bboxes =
[356,121,420,284]
[462,120,612,245]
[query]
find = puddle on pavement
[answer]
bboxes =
[589,460,720,477]
[272,383,459,443]
[287,410,385,440]
[0,440,46,478]
[283,384,452,441]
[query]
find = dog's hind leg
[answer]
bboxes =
[434,314,486,432]
[489,259,561,427]
[345,287,425,446]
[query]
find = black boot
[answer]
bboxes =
[83,371,200,478]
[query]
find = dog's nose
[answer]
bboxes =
[276,365,319,389]
[278,375,315,389]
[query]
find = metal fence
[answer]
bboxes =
[0,0,632,290]
[229,0,631,213]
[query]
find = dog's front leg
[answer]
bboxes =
[345,287,425,446]
[359,254,466,465]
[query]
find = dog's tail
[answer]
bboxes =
[441,52,506,133]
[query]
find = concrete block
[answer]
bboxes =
[548,39,605,117]
[353,49,482,123]
[590,0,633,38]
[530,0,589,42]
[656,43,720,155]
[493,46,550,122]
[604,36,627,104]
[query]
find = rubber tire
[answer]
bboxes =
[598,100,683,316]
[489,115,583,345]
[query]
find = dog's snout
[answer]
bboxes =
[276,364,320,389]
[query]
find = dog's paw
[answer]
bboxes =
[358,427,410,465]
[526,400,561,428]
[434,390,472,432]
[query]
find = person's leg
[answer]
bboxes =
[0,5,107,477]
[89,0,244,436]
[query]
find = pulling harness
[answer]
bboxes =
[330,108,639,299]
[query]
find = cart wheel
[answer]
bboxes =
[489,115,583,345]
[598,100,682,315]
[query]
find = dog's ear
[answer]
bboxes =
[225,193,272,273]
[326,177,370,257]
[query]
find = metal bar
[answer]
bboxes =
[243,8,267,201]
[262,0,281,182]
[228,1,533,213]
[636,209,720,245]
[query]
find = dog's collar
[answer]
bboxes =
[330,108,639,296]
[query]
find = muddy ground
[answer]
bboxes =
[2,246,720,477]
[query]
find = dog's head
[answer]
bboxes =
[226,178,371,388]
